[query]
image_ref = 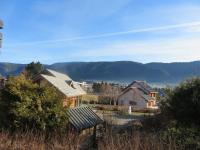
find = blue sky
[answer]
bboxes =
[1,0,200,64]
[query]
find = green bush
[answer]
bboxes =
[0,75,68,132]
[156,78,200,149]
[162,78,200,126]
[161,124,200,149]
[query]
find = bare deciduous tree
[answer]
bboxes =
[100,83,121,105]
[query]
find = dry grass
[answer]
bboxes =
[0,131,82,150]
[0,130,183,150]
[82,94,99,103]
[98,131,182,150]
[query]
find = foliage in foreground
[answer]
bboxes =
[163,124,200,149]
[161,77,200,126]
[141,77,200,149]
[0,75,68,132]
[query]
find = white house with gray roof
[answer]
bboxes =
[118,81,158,109]
[34,69,86,107]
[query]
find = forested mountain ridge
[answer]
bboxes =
[0,61,200,83]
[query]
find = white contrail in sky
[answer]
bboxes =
[9,21,200,46]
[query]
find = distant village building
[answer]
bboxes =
[0,20,3,48]
[77,81,93,93]
[34,69,86,108]
[118,81,158,109]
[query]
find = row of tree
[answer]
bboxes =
[92,82,122,105]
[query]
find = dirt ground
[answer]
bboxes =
[98,110,150,124]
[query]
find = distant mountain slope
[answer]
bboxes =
[0,61,200,83]
[146,61,200,82]
[48,61,169,82]
[0,63,25,76]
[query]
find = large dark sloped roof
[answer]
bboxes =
[118,87,155,102]
[67,106,103,131]
[123,80,153,94]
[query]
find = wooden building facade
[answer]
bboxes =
[34,69,103,135]
[34,69,86,108]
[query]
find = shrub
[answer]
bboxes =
[161,125,200,149]
[161,78,200,126]
[0,75,68,132]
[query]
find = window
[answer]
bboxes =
[66,80,76,89]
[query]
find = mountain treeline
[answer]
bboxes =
[0,61,200,83]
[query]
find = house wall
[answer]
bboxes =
[118,90,147,109]
[147,100,156,108]
[63,96,80,108]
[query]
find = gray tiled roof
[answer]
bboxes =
[67,106,103,131]
[41,69,86,97]
[119,87,154,102]
[46,69,71,81]
[123,80,153,94]
[119,81,156,102]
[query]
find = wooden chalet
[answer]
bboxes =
[34,69,103,134]
[34,69,86,108]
